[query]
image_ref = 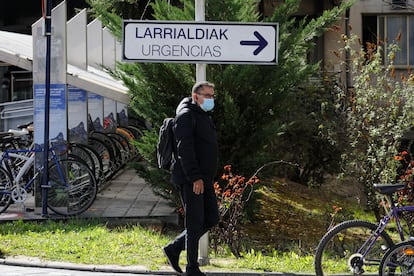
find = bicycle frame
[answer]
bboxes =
[0,145,69,208]
[357,194,414,263]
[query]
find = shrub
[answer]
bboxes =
[338,35,414,211]
[210,165,259,258]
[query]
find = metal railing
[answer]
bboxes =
[0,99,34,131]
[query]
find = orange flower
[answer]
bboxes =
[223,189,231,197]
[214,182,221,190]
[224,165,232,171]
[395,156,404,161]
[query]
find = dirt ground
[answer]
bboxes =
[242,176,367,253]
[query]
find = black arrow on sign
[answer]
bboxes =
[240,31,268,55]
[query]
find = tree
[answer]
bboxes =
[88,0,352,199]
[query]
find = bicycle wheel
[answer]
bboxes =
[0,166,13,213]
[47,158,97,216]
[88,137,116,180]
[90,132,124,168]
[117,127,140,160]
[68,146,96,176]
[380,240,414,275]
[314,219,394,275]
[108,132,131,161]
[71,143,105,188]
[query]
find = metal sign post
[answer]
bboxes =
[195,0,210,267]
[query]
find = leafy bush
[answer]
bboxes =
[338,35,414,211]
[210,165,258,258]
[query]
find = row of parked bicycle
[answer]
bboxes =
[0,122,143,217]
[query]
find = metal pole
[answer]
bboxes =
[41,0,52,217]
[195,0,206,82]
[195,0,209,266]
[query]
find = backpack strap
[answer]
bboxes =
[176,108,196,130]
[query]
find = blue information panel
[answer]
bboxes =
[117,102,128,127]
[104,98,117,133]
[34,83,67,149]
[88,92,103,132]
[68,85,88,143]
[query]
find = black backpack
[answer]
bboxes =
[157,109,195,171]
[157,117,176,170]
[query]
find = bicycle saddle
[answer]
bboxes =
[373,183,407,195]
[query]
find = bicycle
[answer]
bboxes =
[0,139,97,216]
[314,182,414,275]
[0,121,33,151]
[379,239,414,275]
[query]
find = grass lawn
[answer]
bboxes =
[0,177,377,273]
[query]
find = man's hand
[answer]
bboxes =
[193,179,204,195]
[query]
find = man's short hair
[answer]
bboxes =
[192,81,215,94]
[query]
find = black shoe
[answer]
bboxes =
[163,245,183,274]
[183,272,206,276]
[184,266,206,276]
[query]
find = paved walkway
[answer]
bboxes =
[0,166,178,224]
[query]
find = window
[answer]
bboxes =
[378,15,414,66]
[10,71,32,101]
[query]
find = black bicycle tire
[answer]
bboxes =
[108,132,131,151]
[71,143,105,188]
[117,127,144,160]
[105,132,129,164]
[46,158,97,216]
[68,145,96,176]
[89,132,123,168]
[314,219,394,275]
[125,125,144,140]
[88,137,116,180]
[108,132,132,161]
[66,154,98,198]
[0,166,13,213]
[102,133,126,165]
[69,143,103,185]
[116,127,140,160]
[379,240,414,275]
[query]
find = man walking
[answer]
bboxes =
[163,81,220,276]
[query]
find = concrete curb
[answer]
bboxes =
[0,257,315,275]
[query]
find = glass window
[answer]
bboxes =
[379,15,414,66]
[409,16,414,64]
[387,16,407,65]
[10,71,32,101]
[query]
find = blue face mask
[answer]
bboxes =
[200,98,214,112]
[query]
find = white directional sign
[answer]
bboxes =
[122,21,278,65]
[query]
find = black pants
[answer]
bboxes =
[169,180,220,269]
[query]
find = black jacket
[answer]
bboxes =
[172,97,218,186]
